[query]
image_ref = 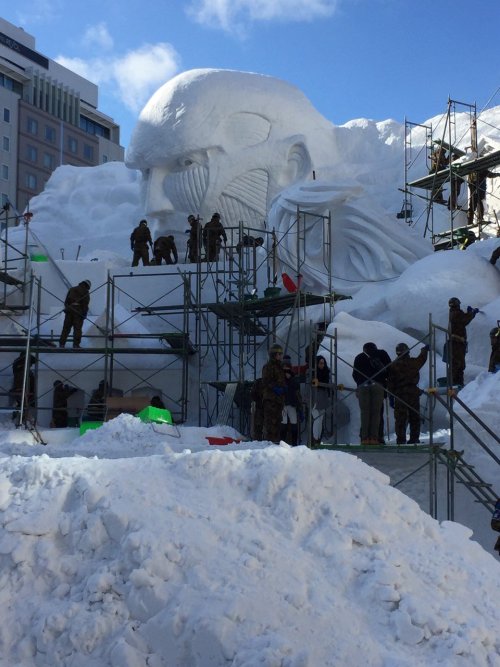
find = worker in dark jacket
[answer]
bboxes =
[387,343,429,445]
[51,380,78,428]
[250,377,264,440]
[261,343,286,443]
[372,344,391,444]
[153,235,178,265]
[448,297,478,386]
[11,351,36,410]
[488,327,500,373]
[130,219,153,266]
[187,215,202,263]
[87,380,107,421]
[59,280,91,348]
[467,168,498,225]
[490,246,500,266]
[203,213,227,261]
[352,342,386,445]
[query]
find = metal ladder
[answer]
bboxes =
[217,382,238,426]
[436,449,497,510]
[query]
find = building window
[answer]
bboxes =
[45,125,56,143]
[102,154,108,163]
[43,152,55,170]
[2,137,9,152]
[83,144,94,161]
[68,137,78,154]
[3,108,10,122]
[25,173,37,189]
[27,145,38,163]
[27,118,38,135]
[1,165,8,180]
[1,193,8,207]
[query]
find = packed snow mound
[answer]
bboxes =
[0,417,498,666]
[9,162,143,262]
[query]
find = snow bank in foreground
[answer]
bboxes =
[0,416,498,666]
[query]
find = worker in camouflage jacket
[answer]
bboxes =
[203,213,227,261]
[59,280,91,348]
[387,343,428,445]
[130,219,153,266]
[488,327,500,373]
[153,235,178,265]
[187,215,202,263]
[490,245,500,266]
[448,297,478,386]
[250,377,264,440]
[261,343,286,443]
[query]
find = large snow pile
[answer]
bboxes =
[0,416,498,666]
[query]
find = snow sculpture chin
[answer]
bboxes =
[126,68,431,291]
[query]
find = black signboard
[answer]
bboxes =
[0,31,48,69]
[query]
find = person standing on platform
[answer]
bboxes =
[51,380,77,428]
[467,168,498,226]
[387,343,429,445]
[281,361,303,446]
[371,343,391,444]
[203,213,227,261]
[488,327,500,373]
[261,343,286,444]
[187,215,202,263]
[11,351,36,416]
[309,355,330,447]
[130,219,153,266]
[352,342,386,445]
[250,377,264,440]
[448,297,478,386]
[59,280,91,349]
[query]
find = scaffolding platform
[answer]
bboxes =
[407,149,500,191]
[433,139,466,158]
[318,443,445,453]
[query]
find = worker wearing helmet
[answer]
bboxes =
[387,342,429,445]
[448,297,478,386]
[488,326,500,373]
[59,280,91,349]
[261,343,286,443]
[130,219,153,266]
[153,235,178,265]
[187,215,202,263]
[203,212,227,262]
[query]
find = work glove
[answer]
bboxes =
[272,386,285,396]
[466,306,479,314]
[389,396,395,408]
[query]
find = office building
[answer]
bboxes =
[0,16,124,214]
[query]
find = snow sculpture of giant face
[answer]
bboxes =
[126,69,338,229]
[127,68,432,290]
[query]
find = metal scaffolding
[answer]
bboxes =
[403,98,500,249]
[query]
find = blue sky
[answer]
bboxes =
[3,1,500,149]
